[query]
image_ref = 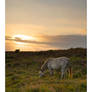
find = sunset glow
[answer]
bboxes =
[13,35,36,41]
[6,0,86,51]
[14,41,25,45]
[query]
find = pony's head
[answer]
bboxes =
[39,70,44,77]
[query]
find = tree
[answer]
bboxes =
[15,49,20,53]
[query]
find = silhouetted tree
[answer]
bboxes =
[15,49,20,53]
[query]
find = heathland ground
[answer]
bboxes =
[6,48,87,92]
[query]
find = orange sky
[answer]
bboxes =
[6,0,86,51]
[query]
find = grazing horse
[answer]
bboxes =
[39,57,70,79]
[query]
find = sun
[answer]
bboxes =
[12,35,36,45]
[13,35,36,40]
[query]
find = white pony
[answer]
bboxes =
[39,57,70,79]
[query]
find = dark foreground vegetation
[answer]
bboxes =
[6,48,87,92]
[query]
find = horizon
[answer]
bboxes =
[6,47,87,52]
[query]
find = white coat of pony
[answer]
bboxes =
[39,57,70,79]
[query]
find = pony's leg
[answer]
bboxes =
[48,67,53,75]
[61,66,66,79]
[61,69,64,79]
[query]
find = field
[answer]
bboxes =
[6,48,87,92]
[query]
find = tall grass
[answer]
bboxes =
[6,50,87,92]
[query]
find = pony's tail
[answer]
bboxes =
[68,60,72,79]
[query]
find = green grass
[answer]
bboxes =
[6,80,87,92]
[6,51,87,92]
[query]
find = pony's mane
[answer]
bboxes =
[41,58,50,72]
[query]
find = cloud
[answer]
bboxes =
[5,35,86,49]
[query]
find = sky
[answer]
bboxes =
[6,0,86,51]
